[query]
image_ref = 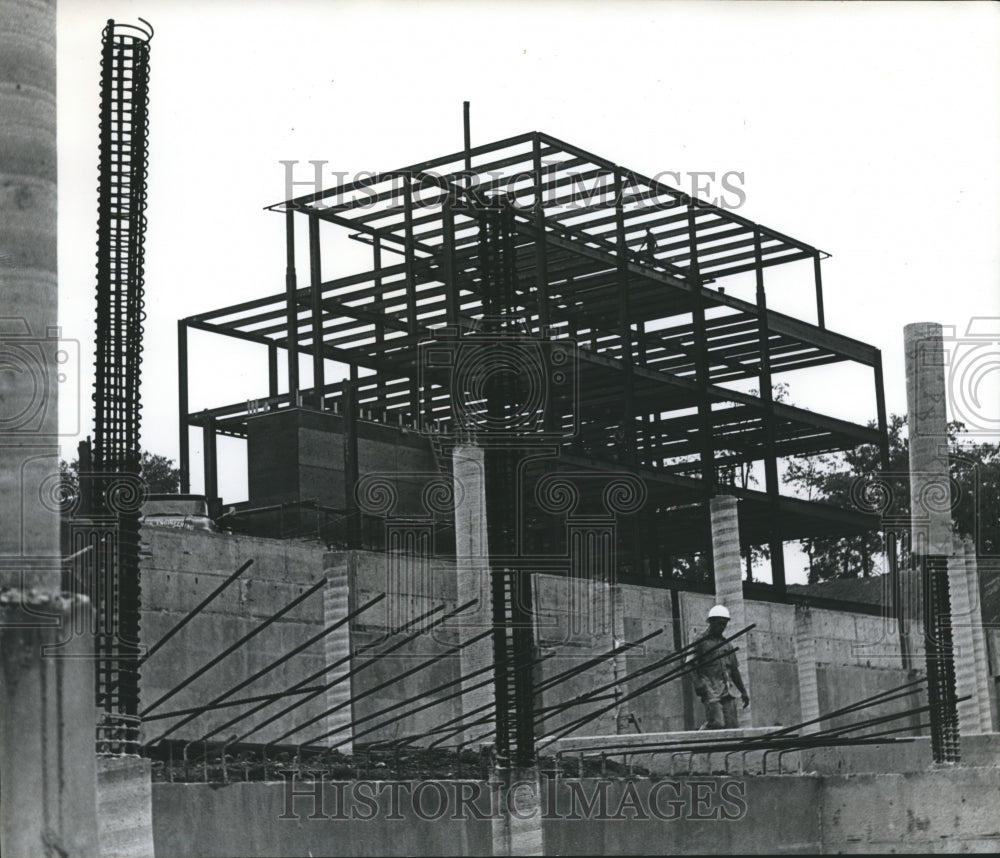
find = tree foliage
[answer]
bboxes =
[59,450,181,496]
[783,413,999,582]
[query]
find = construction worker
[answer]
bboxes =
[690,604,750,729]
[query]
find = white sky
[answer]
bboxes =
[56,1,1000,581]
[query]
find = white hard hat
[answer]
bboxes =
[708,604,730,620]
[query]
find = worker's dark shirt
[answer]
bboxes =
[690,632,740,702]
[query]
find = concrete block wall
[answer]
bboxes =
[138,525,934,749]
[344,548,464,746]
[619,585,686,734]
[743,601,800,728]
[139,527,330,745]
[534,574,625,739]
[809,607,922,736]
[533,575,689,738]
[678,591,921,732]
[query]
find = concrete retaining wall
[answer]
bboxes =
[138,529,926,747]
[151,766,1000,856]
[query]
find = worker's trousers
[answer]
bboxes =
[702,695,739,729]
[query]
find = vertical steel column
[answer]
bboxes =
[403,175,417,335]
[344,367,360,548]
[403,175,419,421]
[308,212,325,405]
[178,320,190,492]
[483,213,514,765]
[202,417,217,501]
[438,194,458,432]
[268,343,279,398]
[463,101,472,173]
[532,136,551,336]
[813,251,826,329]
[532,137,554,455]
[284,207,300,402]
[875,355,903,652]
[614,169,642,572]
[687,205,715,490]
[754,227,785,590]
[479,208,536,768]
[443,195,459,328]
[874,357,890,467]
[613,169,637,466]
[373,234,387,415]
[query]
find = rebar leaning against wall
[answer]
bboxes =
[91,18,153,751]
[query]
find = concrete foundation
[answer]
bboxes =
[491,767,544,857]
[151,763,1000,856]
[96,756,155,858]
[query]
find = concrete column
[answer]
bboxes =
[453,444,495,746]
[1,2,100,856]
[794,605,821,734]
[322,555,354,754]
[709,494,752,727]
[904,323,953,556]
[0,0,61,590]
[947,536,981,734]
[709,495,753,727]
[962,540,993,732]
[904,322,960,761]
[0,600,100,858]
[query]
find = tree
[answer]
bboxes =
[783,414,999,582]
[59,450,181,497]
[137,452,182,493]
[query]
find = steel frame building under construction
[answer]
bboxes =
[174,129,895,766]
[178,129,889,586]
